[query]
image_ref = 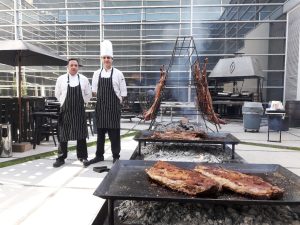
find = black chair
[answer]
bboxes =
[32,112,59,149]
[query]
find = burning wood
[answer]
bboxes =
[194,58,226,128]
[143,66,167,121]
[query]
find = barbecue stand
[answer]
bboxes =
[134,130,240,159]
[209,56,264,118]
[94,160,300,225]
[148,36,218,132]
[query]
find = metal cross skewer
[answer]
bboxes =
[148,36,219,132]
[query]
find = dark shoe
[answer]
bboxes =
[79,158,88,163]
[81,159,88,167]
[83,160,90,167]
[93,166,110,173]
[113,158,119,163]
[53,160,65,168]
[84,156,104,167]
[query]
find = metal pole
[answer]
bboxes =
[108,199,114,225]
[18,53,22,143]
[65,0,69,57]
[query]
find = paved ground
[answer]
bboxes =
[0,117,300,225]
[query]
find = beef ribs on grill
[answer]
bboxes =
[150,130,208,141]
[194,165,284,199]
[145,161,220,196]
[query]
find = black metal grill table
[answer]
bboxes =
[133,130,240,159]
[94,160,300,225]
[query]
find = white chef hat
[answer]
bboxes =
[100,40,113,58]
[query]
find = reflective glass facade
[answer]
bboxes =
[0,0,286,101]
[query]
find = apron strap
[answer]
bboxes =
[98,68,114,89]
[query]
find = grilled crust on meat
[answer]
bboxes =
[150,130,208,141]
[145,161,220,196]
[194,165,284,199]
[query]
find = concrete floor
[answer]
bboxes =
[0,117,300,225]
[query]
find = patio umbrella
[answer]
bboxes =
[0,40,67,142]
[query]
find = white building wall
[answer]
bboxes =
[284,3,300,101]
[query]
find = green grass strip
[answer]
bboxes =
[240,141,300,151]
[0,131,137,168]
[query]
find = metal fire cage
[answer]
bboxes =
[133,130,240,159]
[147,36,218,132]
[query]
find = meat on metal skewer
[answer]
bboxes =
[143,66,167,121]
[194,58,226,128]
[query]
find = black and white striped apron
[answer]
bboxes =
[59,74,87,142]
[96,68,121,129]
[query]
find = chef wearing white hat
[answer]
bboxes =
[85,40,127,166]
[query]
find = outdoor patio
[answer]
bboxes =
[0,117,300,225]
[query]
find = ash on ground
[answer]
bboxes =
[142,143,237,163]
[117,200,300,225]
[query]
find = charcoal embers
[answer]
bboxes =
[142,143,234,163]
[117,200,300,225]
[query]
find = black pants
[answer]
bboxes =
[96,128,120,159]
[57,139,87,161]
[92,112,97,134]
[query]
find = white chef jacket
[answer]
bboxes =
[92,67,127,102]
[55,73,92,106]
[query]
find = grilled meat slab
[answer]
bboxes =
[145,161,220,196]
[150,130,208,141]
[194,165,284,199]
